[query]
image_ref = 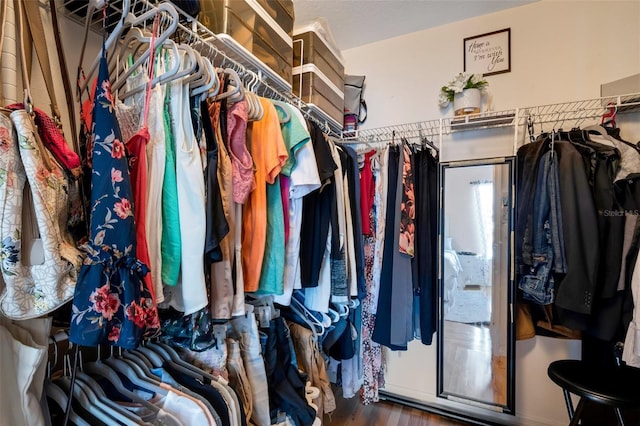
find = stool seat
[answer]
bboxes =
[548,359,640,425]
[548,359,640,408]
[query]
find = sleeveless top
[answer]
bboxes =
[163,50,207,316]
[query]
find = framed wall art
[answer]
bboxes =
[464,28,511,76]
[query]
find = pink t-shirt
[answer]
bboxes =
[226,99,255,204]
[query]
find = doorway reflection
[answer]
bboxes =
[438,159,514,413]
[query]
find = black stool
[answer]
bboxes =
[548,359,640,425]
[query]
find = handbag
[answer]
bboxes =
[343,74,367,131]
[0,0,83,320]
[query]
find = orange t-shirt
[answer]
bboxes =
[242,98,288,292]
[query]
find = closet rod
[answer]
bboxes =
[58,0,341,137]
[341,92,640,154]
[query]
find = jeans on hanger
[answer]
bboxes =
[519,151,566,305]
[228,311,271,426]
[227,338,253,426]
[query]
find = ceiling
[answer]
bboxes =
[292,1,536,51]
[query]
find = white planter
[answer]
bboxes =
[453,88,482,116]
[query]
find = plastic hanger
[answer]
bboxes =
[103,357,168,396]
[272,100,291,124]
[192,57,219,98]
[245,73,263,119]
[182,49,206,86]
[166,44,199,83]
[585,124,640,154]
[111,4,178,93]
[584,124,609,136]
[74,376,142,425]
[229,69,247,105]
[134,346,165,368]
[56,376,120,426]
[143,342,208,381]
[45,381,92,426]
[192,55,212,93]
[289,293,325,337]
[107,26,144,75]
[153,341,219,383]
[83,361,161,414]
[114,36,179,99]
[118,38,181,100]
[601,102,618,128]
[122,351,162,380]
[77,0,131,99]
[215,68,243,101]
[75,372,146,425]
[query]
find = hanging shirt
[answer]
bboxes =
[208,100,234,320]
[226,99,255,204]
[166,51,207,315]
[202,100,228,264]
[360,150,376,236]
[115,72,156,305]
[299,122,337,288]
[398,144,415,257]
[242,98,288,293]
[160,52,182,287]
[272,105,318,304]
[145,81,168,303]
[371,146,390,315]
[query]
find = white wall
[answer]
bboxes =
[342,1,640,425]
[344,0,640,129]
[26,6,104,149]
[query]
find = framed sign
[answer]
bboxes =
[464,28,511,76]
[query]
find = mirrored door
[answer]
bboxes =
[437,157,515,414]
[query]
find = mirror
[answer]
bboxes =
[437,157,515,414]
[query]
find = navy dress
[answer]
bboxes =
[69,49,159,349]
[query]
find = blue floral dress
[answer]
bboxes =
[69,50,159,349]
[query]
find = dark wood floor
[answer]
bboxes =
[323,388,470,426]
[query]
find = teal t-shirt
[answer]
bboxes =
[160,87,181,285]
[273,102,310,176]
[256,176,286,294]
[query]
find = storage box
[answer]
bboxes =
[255,0,294,36]
[199,0,293,84]
[293,30,345,90]
[293,64,344,128]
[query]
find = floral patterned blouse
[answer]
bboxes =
[69,51,159,349]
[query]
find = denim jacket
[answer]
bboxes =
[519,151,567,304]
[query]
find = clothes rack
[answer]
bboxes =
[59,0,342,137]
[340,92,640,156]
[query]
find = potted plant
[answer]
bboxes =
[439,72,489,116]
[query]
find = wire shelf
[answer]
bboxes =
[339,93,640,150]
[58,0,342,136]
[341,119,442,143]
[518,93,640,127]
